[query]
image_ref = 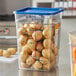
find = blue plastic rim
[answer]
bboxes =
[14,7,64,15]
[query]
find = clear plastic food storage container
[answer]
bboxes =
[14,7,64,71]
[69,31,76,76]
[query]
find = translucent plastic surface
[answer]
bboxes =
[14,12,62,71]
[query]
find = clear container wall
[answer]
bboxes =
[15,13,62,71]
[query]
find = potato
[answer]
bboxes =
[7,48,16,55]
[43,59,56,70]
[3,50,11,58]
[50,52,56,61]
[43,39,51,49]
[27,44,35,51]
[27,39,35,45]
[24,23,29,28]
[0,49,3,56]
[18,27,27,36]
[27,39,35,51]
[22,45,32,55]
[19,51,29,63]
[39,57,49,65]
[32,51,41,59]
[28,36,33,39]
[50,59,56,69]
[32,31,42,41]
[26,56,35,66]
[43,63,50,70]
[42,48,55,60]
[42,49,51,59]
[36,42,44,51]
[26,27,34,36]
[33,61,42,70]
[30,22,43,30]
[51,42,54,51]
[21,62,31,68]
[54,46,58,56]
[19,35,27,46]
[42,27,51,39]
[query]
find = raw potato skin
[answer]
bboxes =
[50,52,56,61]
[7,48,16,55]
[42,49,51,59]
[50,59,56,69]
[19,51,29,63]
[18,27,27,36]
[32,31,42,41]
[33,61,42,70]
[43,39,51,49]
[3,50,11,58]
[26,27,34,36]
[54,46,58,56]
[21,62,31,68]
[19,35,27,46]
[27,39,35,51]
[28,36,33,39]
[42,27,51,39]
[32,51,41,59]
[22,45,32,55]
[24,23,29,28]
[43,63,50,70]
[43,59,56,70]
[51,42,54,51]
[0,49,3,56]
[27,44,35,51]
[36,42,44,51]
[27,39,35,46]
[26,56,35,66]
[30,23,43,30]
[39,57,49,65]
[42,49,55,60]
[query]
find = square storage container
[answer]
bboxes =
[14,7,64,71]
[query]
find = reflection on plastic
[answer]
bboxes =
[19,67,59,76]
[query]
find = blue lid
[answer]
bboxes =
[14,7,64,15]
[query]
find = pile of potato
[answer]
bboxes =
[0,48,17,58]
[18,22,58,70]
